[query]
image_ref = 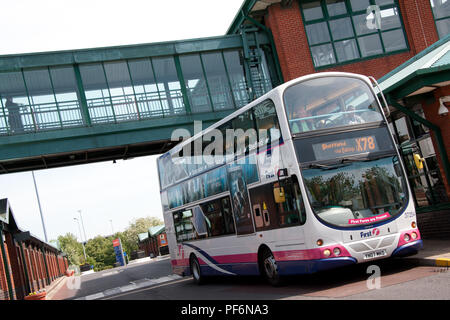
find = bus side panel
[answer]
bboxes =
[182,236,260,276]
[162,205,185,275]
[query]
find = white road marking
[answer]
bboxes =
[75,274,183,300]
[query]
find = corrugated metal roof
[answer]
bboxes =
[378,34,450,92]
[149,225,165,237]
[138,232,149,242]
[432,50,450,68]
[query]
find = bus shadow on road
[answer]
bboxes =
[183,258,422,299]
[104,258,426,300]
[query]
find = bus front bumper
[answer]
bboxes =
[391,239,423,258]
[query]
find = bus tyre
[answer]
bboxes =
[261,248,283,287]
[190,256,204,285]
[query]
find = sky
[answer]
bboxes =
[0,0,245,242]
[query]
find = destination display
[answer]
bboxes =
[312,135,379,161]
[294,127,395,163]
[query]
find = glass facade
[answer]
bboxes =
[0,71,34,134]
[430,0,450,38]
[300,0,408,67]
[0,48,273,135]
[180,54,213,113]
[49,66,83,127]
[23,69,61,130]
[79,63,115,124]
[202,52,235,111]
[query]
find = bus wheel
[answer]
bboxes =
[261,248,283,286]
[190,256,204,285]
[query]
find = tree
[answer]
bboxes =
[57,233,84,266]
[121,217,163,255]
[57,216,164,271]
[85,235,116,271]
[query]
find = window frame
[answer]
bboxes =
[429,0,450,39]
[299,0,410,69]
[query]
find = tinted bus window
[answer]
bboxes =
[200,197,235,237]
[173,196,235,242]
[232,109,256,157]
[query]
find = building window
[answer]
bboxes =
[430,0,450,38]
[300,0,408,68]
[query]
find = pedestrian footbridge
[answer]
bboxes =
[0,28,281,173]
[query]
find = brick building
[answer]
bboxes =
[0,198,69,300]
[229,0,447,80]
[227,0,450,237]
[138,225,169,258]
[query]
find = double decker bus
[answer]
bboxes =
[157,72,423,285]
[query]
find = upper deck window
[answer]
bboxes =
[284,76,384,134]
[300,0,408,68]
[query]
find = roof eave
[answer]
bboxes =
[384,64,450,100]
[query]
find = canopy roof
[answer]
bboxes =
[378,34,450,100]
[149,225,165,237]
[138,232,149,242]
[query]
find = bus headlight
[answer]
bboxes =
[323,249,331,257]
[333,247,341,256]
[411,232,418,240]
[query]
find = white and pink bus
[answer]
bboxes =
[157,72,423,285]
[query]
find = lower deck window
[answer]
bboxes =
[173,196,235,242]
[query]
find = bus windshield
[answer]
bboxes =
[284,76,384,134]
[302,156,408,227]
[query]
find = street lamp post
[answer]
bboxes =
[78,210,87,242]
[32,171,48,243]
[109,219,114,235]
[74,218,87,263]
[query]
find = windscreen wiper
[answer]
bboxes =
[340,154,392,163]
[308,162,350,170]
[307,163,324,169]
[340,157,362,163]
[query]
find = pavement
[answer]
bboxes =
[403,239,450,267]
[45,275,70,300]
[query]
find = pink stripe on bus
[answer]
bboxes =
[273,248,322,261]
[171,245,352,268]
[213,253,258,264]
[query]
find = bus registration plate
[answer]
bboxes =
[363,249,387,260]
